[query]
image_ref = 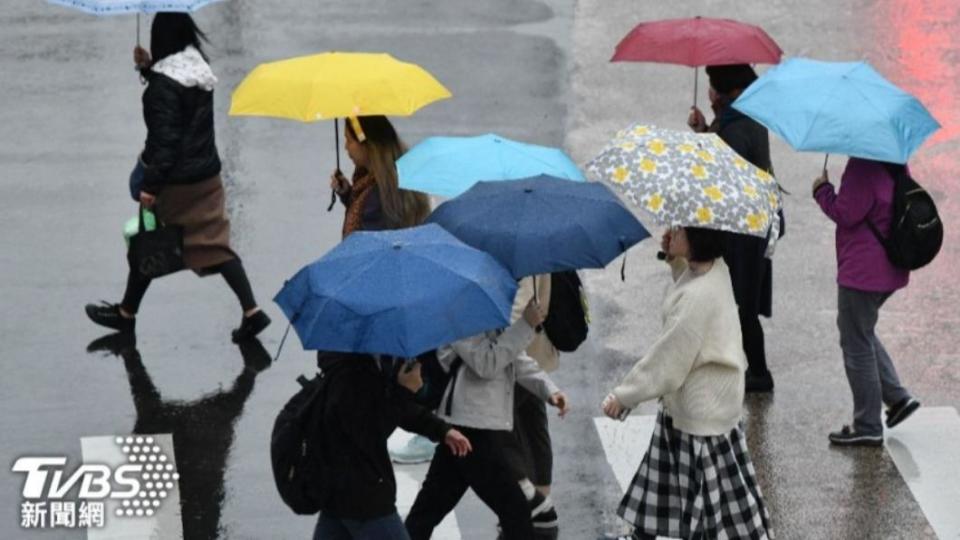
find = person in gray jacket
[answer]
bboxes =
[404,298,570,540]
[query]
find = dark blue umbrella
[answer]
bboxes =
[274,224,517,358]
[427,175,650,278]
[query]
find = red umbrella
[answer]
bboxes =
[611,16,783,106]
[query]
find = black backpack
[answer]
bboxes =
[270,369,336,515]
[543,271,589,352]
[868,164,943,270]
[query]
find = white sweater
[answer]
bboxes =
[612,258,746,436]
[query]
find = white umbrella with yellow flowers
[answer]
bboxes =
[586,123,782,253]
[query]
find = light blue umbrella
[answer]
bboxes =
[47,0,226,44]
[732,57,940,164]
[397,133,586,198]
[274,224,518,359]
[47,0,225,15]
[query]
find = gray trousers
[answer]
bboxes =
[837,286,911,435]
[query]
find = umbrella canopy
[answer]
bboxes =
[732,58,940,164]
[427,176,650,278]
[397,134,585,198]
[228,52,451,122]
[612,16,783,66]
[587,124,782,242]
[47,0,224,14]
[274,224,517,358]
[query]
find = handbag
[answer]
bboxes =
[127,205,185,279]
[129,157,145,202]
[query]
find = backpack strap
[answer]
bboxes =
[866,163,906,246]
[442,356,464,417]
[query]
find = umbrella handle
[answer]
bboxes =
[693,66,699,109]
[273,322,292,362]
[328,120,340,212]
[822,153,830,173]
[136,13,140,47]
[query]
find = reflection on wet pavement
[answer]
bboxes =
[86,334,272,540]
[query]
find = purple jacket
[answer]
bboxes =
[814,158,909,293]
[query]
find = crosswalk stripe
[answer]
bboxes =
[391,431,462,539]
[81,433,183,540]
[885,407,960,539]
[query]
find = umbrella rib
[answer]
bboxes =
[795,66,857,151]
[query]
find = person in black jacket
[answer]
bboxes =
[315,352,472,539]
[688,64,782,393]
[85,13,269,342]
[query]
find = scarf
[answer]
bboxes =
[342,170,377,238]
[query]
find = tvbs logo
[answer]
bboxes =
[13,457,143,500]
[12,436,179,529]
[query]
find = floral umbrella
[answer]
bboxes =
[586,123,782,252]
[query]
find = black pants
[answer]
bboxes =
[505,385,553,486]
[121,258,257,314]
[739,308,769,376]
[405,427,532,540]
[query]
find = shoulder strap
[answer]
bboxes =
[442,357,464,417]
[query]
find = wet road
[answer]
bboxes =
[1,0,958,539]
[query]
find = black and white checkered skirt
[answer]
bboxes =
[617,410,773,540]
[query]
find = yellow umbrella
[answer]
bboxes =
[229,52,451,121]
[229,52,451,208]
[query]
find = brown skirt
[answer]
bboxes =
[155,175,237,275]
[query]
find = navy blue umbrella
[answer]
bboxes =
[427,175,650,278]
[274,224,518,358]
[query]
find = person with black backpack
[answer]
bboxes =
[813,157,929,447]
[308,352,472,539]
[501,272,587,538]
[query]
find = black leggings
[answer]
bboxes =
[739,308,769,375]
[121,258,257,314]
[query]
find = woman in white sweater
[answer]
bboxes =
[601,226,773,540]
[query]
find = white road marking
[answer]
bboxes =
[82,433,183,540]
[885,407,960,539]
[390,430,462,539]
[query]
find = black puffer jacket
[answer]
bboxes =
[140,71,221,194]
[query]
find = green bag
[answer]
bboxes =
[123,209,157,247]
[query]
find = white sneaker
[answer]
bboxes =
[390,434,437,464]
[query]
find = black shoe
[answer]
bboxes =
[829,425,883,447]
[85,302,135,333]
[87,332,137,356]
[530,492,559,539]
[886,397,921,429]
[745,371,774,393]
[231,310,271,343]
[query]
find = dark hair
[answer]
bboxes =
[345,115,399,146]
[705,64,757,96]
[684,227,725,262]
[150,13,209,64]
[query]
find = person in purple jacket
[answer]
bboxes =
[813,157,921,447]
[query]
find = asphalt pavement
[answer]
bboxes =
[1,1,958,539]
